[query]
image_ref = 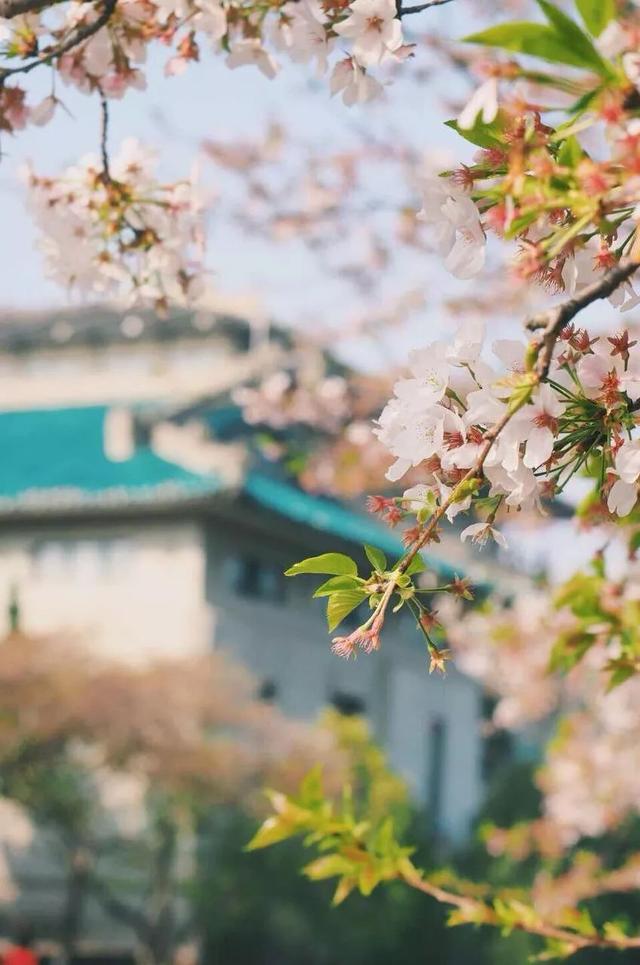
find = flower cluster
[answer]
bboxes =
[233,371,350,432]
[373,315,640,551]
[416,7,640,286]
[539,674,640,844]
[0,0,415,119]
[445,591,564,730]
[23,138,207,307]
[445,577,640,848]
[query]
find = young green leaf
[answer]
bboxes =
[556,134,585,167]
[313,575,362,597]
[327,590,367,632]
[303,854,354,881]
[404,555,426,576]
[444,117,505,150]
[364,545,387,572]
[574,0,615,37]
[465,20,606,72]
[536,0,613,76]
[245,816,297,851]
[285,553,358,578]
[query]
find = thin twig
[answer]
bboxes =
[98,86,111,181]
[403,868,640,952]
[398,0,454,16]
[367,258,640,624]
[0,0,117,82]
[0,0,53,19]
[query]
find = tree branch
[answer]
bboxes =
[98,86,111,180]
[360,258,640,635]
[87,873,150,939]
[0,0,53,19]
[0,0,117,82]
[398,0,454,16]
[526,257,640,379]
[403,867,640,953]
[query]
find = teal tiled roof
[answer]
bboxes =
[0,405,221,512]
[244,472,459,580]
[0,405,466,582]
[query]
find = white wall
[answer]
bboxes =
[0,520,210,663]
[0,511,485,840]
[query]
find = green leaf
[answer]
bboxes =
[327,590,367,632]
[245,816,296,851]
[404,555,426,576]
[553,572,602,617]
[603,920,630,943]
[606,662,635,690]
[575,0,615,37]
[550,631,594,673]
[465,19,608,73]
[313,575,361,598]
[364,545,387,571]
[285,553,357,578]
[304,854,354,881]
[445,117,505,150]
[536,0,613,76]
[299,765,324,805]
[504,208,540,239]
[332,876,356,906]
[556,134,584,167]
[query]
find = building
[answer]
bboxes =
[0,304,525,848]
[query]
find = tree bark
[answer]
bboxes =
[59,845,91,965]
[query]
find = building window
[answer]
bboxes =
[258,679,278,702]
[228,556,286,603]
[31,538,132,581]
[329,691,366,717]
[427,717,447,835]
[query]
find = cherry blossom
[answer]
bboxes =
[460,521,507,549]
[227,40,279,78]
[23,138,207,307]
[333,0,402,69]
[458,77,499,130]
[329,57,383,106]
[608,439,640,517]
[418,175,486,280]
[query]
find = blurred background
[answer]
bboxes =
[0,2,616,963]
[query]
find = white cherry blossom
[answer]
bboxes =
[226,39,279,78]
[608,478,637,517]
[460,522,508,549]
[333,0,402,68]
[330,57,383,106]
[418,174,485,280]
[288,0,333,74]
[458,77,499,130]
[520,384,564,469]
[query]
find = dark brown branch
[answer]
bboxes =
[98,86,111,180]
[379,258,640,586]
[0,0,117,82]
[398,0,454,15]
[527,257,640,379]
[0,0,53,19]
[87,873,150,938]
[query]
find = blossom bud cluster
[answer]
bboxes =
[0,0,412,119]
[417,13,640,284]
[23,138,207,307]
[373,316,640,552]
